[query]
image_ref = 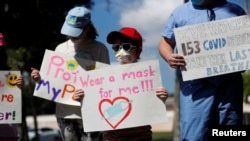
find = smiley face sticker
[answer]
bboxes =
[5,72,18,88]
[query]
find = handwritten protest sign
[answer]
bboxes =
[0,71,21,124]
[33,49,109,106]
[81,60,168,132]
[174,15,250,81]
[34,50,168,131]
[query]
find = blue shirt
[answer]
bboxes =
[162,1,246,47]
[162,1,246,90]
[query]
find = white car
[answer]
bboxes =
[28,126,62,141]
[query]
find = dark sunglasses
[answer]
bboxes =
[112,43,137,52]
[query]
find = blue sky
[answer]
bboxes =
[90,0,248,94]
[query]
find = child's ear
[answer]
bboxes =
[136,47,142,59]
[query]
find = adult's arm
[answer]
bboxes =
[158,37,185,69]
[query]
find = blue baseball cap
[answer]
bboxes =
[61,6,91,37]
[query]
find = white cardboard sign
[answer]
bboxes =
[174,15,250,81]
[33,49,109,106]
[81,59,168,132]
[0,71,22,124]
[33,50,168,132]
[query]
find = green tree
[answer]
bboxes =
[0,0,94,70]
[242,71,250,103]
[1,1,95,141]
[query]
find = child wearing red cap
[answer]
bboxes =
[101,27,168,141]
[0,33,24,141]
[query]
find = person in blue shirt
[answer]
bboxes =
[158,0,246,141]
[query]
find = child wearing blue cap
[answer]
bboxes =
[31,6,110,141]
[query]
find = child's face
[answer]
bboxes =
[67,30,86,45]
[112,39,138,64]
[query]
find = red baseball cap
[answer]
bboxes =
[0,33,6,47]
[107,27,142,47]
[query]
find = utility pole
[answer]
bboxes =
[243,0,249,14]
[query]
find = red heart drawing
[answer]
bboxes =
[98,97,132,129]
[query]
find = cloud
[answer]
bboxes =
[113,0,183,62]
[118,0,183,47]
[107,0,184,93]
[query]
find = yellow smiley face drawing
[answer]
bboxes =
[66,60,79,71]
[5,72,17,88]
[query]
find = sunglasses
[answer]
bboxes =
[112,43,137,52]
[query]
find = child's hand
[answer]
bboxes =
[31,67,41,82]
[16,75,24,88]
[73,89,85,102]
[155,87,168,103]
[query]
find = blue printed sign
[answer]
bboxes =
[174,15,250,81]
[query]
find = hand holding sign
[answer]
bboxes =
[33,50,168,132]
[81,59,168,132]
[33,49,109,106]
[174,15,250,81]
[0,71,22,124]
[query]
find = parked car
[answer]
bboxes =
[28,126,62,141]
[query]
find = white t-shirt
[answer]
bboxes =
[54,39,110,118]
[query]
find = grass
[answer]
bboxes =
[152,132,172,141]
